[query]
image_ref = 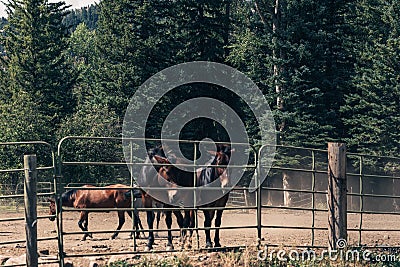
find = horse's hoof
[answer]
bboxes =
[166,245,174,251]
[184,243,192,250]
[185,238,193,250]
[214,243,221,248]
[205,242,212,248]
[144,246,152,252]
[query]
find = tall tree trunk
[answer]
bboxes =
[255,0,285,135]
[254,0,291,206]
[273,0,283,112]
[223,0,231,58]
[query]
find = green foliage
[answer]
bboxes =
[0,17,7,28]
[174,0,230,62]
[0,0,76,189]
[342,0,400,156]
[229,0,356,149]
[63,4,98,33]
[105,249,400,267]
[108,261,131,267]
[1,0,76,144]
[107,255,193,267]
[2,0,400,186]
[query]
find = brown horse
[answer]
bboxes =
[198,145,232,248]
[154,144,233,248]
[48,184,143,241]
[139,146,193,251]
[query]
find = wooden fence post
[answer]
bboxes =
[328,143,347,249]
[24,154,38,267]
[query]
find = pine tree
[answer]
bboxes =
[342,0,400,155]
[63,4,99,33]
[93,0,176,120]
[1,0,76,143]
[164,0,234,141]
[229,0,355,148]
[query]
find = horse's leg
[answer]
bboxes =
[189,210,195,236]
[173,210,184,230]
[111,211,125,239]
[78,211,86,240]
[165,209,174,250]
[128,210,143,239]
[137,213,144,237]
[213,209,224,247]
[126,210,134,239]
[182,210,192,249]
[78,211,90,241]
[155,210,161,238]
[203,210,215,248]
[145,210,155,250]
[172,210,184,248]
[182,210,190,234]
[83,212,92,239]
[144,196,155,251]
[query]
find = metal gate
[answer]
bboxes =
[2,138,400,266]
[258,144,400,250]
[0,141,58,267]
[55,136,257,265]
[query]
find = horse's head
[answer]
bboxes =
[47,198,57,221]
[153,155,177,203]
[208,144,234,188]
[153,154,192,204]
[138,146,167,187]
[153,154,182,180]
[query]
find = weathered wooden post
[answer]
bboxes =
[24,154,38,267]
[328,143,347,250]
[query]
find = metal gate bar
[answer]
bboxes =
[0,137,399,266]
[0,141,58,267]
[56,136,257,265]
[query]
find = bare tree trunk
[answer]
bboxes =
[224,1,231,58]
[282,172,291,206]
[273,0,283,112]
[254,0,284,113]
[255,0,290,207]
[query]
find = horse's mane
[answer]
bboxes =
[61,189,76,205]
[147,145,165,158]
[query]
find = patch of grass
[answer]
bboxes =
[106,247,400,267]
[108,261,131,267]
[108,254,192,267]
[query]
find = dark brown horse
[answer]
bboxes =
[198,145,233,248]
[48,184,143,241]
[154,144,233,248]
[139,146,192,251]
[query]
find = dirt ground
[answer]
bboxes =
[0,208,399,266]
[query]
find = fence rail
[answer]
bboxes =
[1,137,400,266]
[0,141,58,267]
